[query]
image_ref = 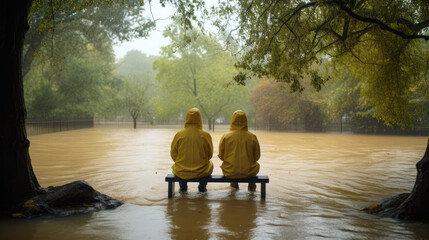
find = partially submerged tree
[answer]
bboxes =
[364,139,429,220]
[0,0,206,215]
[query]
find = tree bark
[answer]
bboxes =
[391,138,429,219]
[1,1,123,217]
[0,0,40,213]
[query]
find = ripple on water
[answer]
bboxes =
[3,128,425,239]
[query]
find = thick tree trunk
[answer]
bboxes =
[0,0,40,213]
[364,138,429,220]
[391,138,429,219]
[0,0,122,218]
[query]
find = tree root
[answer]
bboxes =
[363,138,429,221]
[10,180,122,218]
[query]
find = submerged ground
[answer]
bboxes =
[1,128,428,239]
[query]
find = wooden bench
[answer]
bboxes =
[165,174,269,199]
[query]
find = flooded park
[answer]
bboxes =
[1,1,428,239]
[1,127,428,239]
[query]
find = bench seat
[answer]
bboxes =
[165,174,269,199]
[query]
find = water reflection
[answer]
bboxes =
[167,195,211,240]
[217,191,257,240]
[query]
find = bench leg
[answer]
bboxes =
[168,181,175,198]
[261,183,266,199]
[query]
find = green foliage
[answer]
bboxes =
[24,0,155,78]
[29,0,153,40]
[324,68,362,121]
[214,0,429,127]
[116,50,158,77]
[25,0,156,120]
[54,57,109,118]
[119,73,152,121]
[153,21,250,126]
[251,78,325,131]
[337,32,427,127]
[24,26,116,119]
[28,83,58,119]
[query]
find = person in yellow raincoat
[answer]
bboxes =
[171,108,214,192]
[218,110,261,191]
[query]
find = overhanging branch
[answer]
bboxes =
[332,0,429,40]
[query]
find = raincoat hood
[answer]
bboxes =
[230,110,248,131]
[184,108,202,129]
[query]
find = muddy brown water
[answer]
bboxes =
[1,128,428,239]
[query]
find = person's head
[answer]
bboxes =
[184,108,202,129]
[230,110,248,131]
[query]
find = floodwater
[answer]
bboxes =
[1,128,429,239]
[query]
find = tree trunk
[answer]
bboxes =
[393,138,429,219]
[364,138,429,220]
[133,117,137,129]
[0,0,40,213]
[208,117,212,130]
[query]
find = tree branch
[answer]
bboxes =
[266,2,317,54]
[398,18,429,33]
[332,0,429,40]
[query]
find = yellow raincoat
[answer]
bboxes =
[218,110,261,178]
[171,108,214,180]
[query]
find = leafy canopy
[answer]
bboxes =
[153,20,250,125]
[213,0,429,127]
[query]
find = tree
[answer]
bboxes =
[27,83,59,119]
[2,0,428,219]
[1,0,42,214]
[116,50,158,77]
[215,1,429,220]
[0,0,161,214]
[251,78,324,131]
[153,22,249,129]
[0,0,206,214]
[24,25,117,119]
[323,63,429,134]
[120,74,152,129]
[215,0,428,127]
[23,0,155,78]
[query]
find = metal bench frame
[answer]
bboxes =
[165,174,269,199]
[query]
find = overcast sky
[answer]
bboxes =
[113,2,221,61]
[113,3,176,60]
